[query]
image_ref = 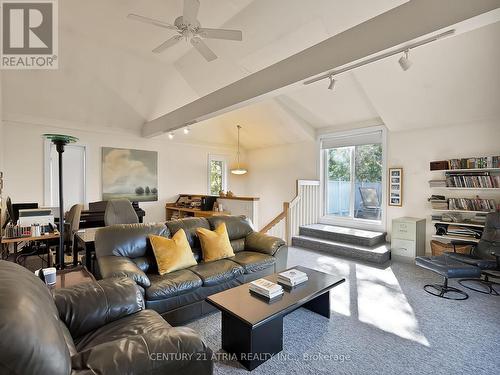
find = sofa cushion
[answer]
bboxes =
[207,216,254,240]
[189,259,244,287]
[74,309,170,351]
[229,251,276,274]
[146,269,203,301]
[95,223,169,258]
[166,217,210,262]
[150,230,197,275]
[197,223,235,262]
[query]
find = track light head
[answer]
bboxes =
[183,126,190,135]
[327,75,336,90]
[398,49,412,71]
[168,131,174,139]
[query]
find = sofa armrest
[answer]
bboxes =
[54,277,144,339]
[98,255,151,288]
[245,232,286,256]
[71,327,213,375]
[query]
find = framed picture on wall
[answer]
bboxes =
[388,168,403,207]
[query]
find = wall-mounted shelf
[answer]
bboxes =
[431,168,500,173]
[431,234,480,243]
[431,221,485,228]
[431,187,500,191]
[432,209,493,214]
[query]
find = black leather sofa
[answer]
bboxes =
[96,216,288,324]
[0,260,212,375]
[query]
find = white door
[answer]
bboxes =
[45,141,86,211]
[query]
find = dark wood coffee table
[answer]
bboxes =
[206,266,345,370]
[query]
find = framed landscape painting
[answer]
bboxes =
[102,147,158,202]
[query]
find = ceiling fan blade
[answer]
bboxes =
[183,0,200,24]
[190,37,217,62]
[153,36,182,53]
[198,28,242,41]
[127,14,177,31]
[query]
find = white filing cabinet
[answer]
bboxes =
[391,217,426,258]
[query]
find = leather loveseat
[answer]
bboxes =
[0,260,212,375]
[96,216,288,324]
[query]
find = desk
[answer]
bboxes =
[1,232,60,266]
[75,228,101,271]
[165,204,229,221]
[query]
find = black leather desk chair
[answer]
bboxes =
[445,212,500,296]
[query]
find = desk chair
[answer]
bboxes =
[104,199,139,226]
[356,187,381,220]
[64,204,83,252]
[445,212,500,296]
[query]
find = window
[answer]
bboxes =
[321,128,385,227]
[208,155,228,195]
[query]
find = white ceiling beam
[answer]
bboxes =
[142,0,500,138]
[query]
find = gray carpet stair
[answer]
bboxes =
[292,224,390,264]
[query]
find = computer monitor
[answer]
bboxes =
[12,203,38,223]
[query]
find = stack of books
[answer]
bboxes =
[445,172,500,188]
[249,279,283,300]
[428,180,447,188]
[428,195,448,210]
[277,269,308,287]
[448,198,496,212]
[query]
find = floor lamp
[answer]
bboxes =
[44,134,78,270]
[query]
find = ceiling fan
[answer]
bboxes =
[128,0,243,62]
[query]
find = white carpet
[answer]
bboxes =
[187,246,500,374]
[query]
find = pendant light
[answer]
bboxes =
[231,125,247,175]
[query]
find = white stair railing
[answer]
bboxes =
[260,180,320,244]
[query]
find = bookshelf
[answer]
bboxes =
[429,155,500,245]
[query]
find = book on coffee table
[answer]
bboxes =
[277,269,308,287]
[249,278,283,298]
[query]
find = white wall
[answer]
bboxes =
[246,141,318,228]
[1,121,248,223]
[246,121,500,253]
[386,120,500,253]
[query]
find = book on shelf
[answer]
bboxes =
[277,269,308,287]
[448,156,500,170]
[445,172,500,188]
[249,279,283,298]
[448,198,496,212]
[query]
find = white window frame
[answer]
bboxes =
[207,154,228,195]
[318,126,387,232]
[43,139,87,207]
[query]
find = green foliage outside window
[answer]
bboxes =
[328,144,382,183]
[210,160,224,195]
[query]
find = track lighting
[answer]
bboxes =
[398,49,412,71]
[168,131,174,139]
[303,29,454,86]
[327,75,336,90]
[183,126,190,135]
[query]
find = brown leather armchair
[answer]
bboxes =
[0,261,213,375]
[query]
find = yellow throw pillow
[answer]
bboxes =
[150,230,197,275]
[196,223,235,262]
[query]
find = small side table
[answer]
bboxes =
[52,266,96,289]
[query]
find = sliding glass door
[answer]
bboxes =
[322,129,384,227]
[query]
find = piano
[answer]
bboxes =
[79,201,146,228]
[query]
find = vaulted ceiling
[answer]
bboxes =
[1,0,499,149]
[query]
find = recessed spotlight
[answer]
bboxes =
[168,131,174,139]
[398,49,412,71]
[328,75,336,90]
[184,126,190,135]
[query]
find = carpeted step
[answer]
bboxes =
[299,224,386,247]
[291,235,391,264]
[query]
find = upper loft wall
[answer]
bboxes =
[174,0,406,97]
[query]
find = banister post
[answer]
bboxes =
[284,202,290,245]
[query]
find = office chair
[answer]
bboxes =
[104,199,139,226]
[2,197,13,229]
[64,204,83,253]
[445,212,500,296]
[356,187,381,220]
